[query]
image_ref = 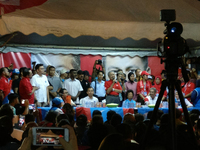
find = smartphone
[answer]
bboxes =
[19,115,25,127]
[32,127,69,146]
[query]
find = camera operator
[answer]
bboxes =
[105,71,122,105]
[91,71,106,102]
[91,60,105,81]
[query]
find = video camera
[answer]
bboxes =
[157,9,190,58]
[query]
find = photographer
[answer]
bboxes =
[91,60,105,81]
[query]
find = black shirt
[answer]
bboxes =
[79,80,90,99]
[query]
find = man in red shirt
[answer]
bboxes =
[105,71,122,105]
[181,71,195,101]
[0,67,12,106]
[137,71,152,105]
[19,68,39,104]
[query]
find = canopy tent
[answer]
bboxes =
[0,0,200,56]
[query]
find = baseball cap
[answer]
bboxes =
[60,69,67,75]
[141,71,149,76]
[52,97,64,105]
[12,68,20,74]
[83,70,91,76]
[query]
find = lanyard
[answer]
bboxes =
[140,81,146,91]
[184,82,190,93]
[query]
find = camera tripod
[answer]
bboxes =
[140,58,198,150]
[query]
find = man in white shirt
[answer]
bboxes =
[63,69,83,104]
[80,87,98,107]
[91,71,106,102]
[175,91,193,108]
[144,87,158,105]
[31,64,50,107]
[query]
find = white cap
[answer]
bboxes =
[60,69,67,75]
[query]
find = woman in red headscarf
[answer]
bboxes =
[153,76,167,101]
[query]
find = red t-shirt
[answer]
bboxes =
[137,80,152,97]
[0,76,12,98]
[105,80,122,96]
[19,77,34,104]
[181,81,195,101]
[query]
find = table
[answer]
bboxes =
[38,107,199,122]
[38,107,134,122]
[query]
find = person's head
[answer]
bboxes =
[111,113,122,127]
[77,70,84,81]
[52,97,64,108]
[122,73,126,80]
[97,71,104,81]
[8,93,19,106]
[88,123,108,149]
[45,111,58,124]
[0,104,14,119]
[135,113,144,123]
[128,72,135,82]
[70,69,77,79]
[98,133,124,150]
[0,67,9,78]
[175,91,179,100]
[11,73,19,81]
[56,114,69,127]
[116,123,133,140]
[92,110,102,118]
[149,88,156,99]
[49,66,55,77]
[135,69,141,77]
[76,114,87,127]
[87,87,94,98]
[155,76,162,85]
[35,64,44,75]
[116,72,122,81]
[106,110,116,124]
[141,71,149,80]
[83,70,90,81]
[28,69,33,78]
[108,71,115,80]
[190,109,200,116]
[22,68,30,78]
[91,115,103,125]
[0,115,13,141]
[62,103,74,115]
[25,114,35,124]
[161,70,166,79]
[60,69,68,79]
[126,90,134,100]
[59,88,69,100]
[19,67,27,78]
[123,113,135,124]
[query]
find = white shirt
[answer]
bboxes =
[80,96,98,107]
[145,95,158,105]
[31,74,49,103]
[176,98,193,107]
[63,78,83,103]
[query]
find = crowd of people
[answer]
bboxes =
[0,59,200,149]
